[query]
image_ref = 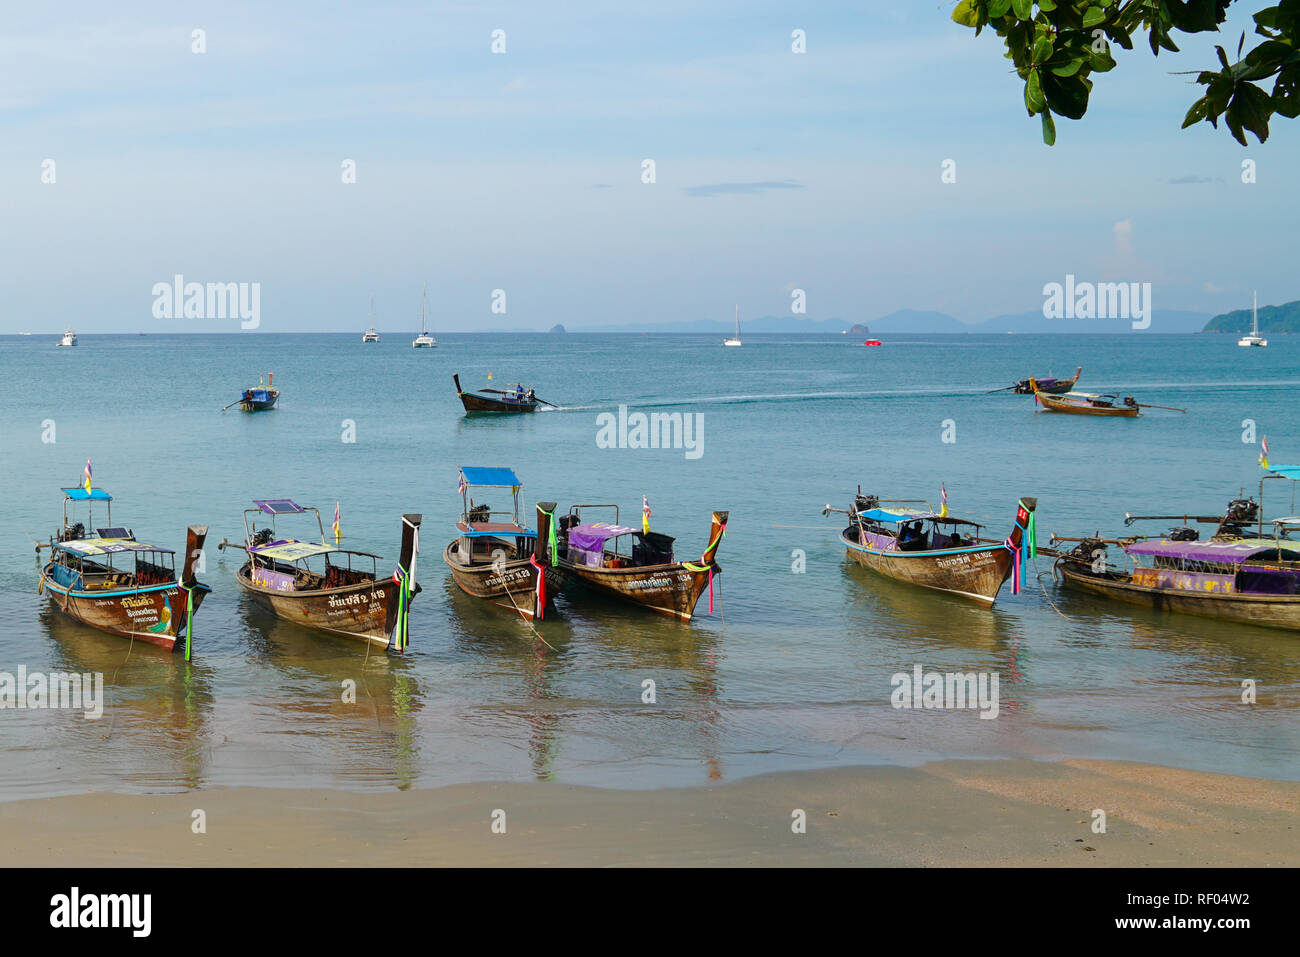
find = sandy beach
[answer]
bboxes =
[4,758,1296,867]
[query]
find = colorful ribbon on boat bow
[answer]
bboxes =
[682,526,727,614]
[528,554,546,620]
[1003,500,1037,595]
[390,565,414,652]
[178,581,198,661]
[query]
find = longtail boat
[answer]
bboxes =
[218,499,421,650]
[453,373,553,414]
[223,372,279,412]
[989,366,1081,395]
[37,486,210,658]
[555,504,728,621]
[824,489,1037,607]
[1029,378,1187,417]
[1053,464,1300,631]
[442,467,568,619]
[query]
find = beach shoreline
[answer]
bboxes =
[5,758,1296,867]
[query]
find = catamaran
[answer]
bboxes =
[1238,291,1267,347]
[362,294,380,342]
[412,284,436,348]
[723,305,741,347]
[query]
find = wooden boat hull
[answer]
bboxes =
[443,540,569,618]
[841,532,1015,607]
[1058,561,1300,631]
[457,391,537,414]
[1036,394,1139,416]
[560,561,718,622]
[239,393,278,412]
[233,563,405,646]
[454,374,538,413]
[39,570,208,651]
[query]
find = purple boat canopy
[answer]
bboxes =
[568,522,640,567]
[1124,539,1300,564]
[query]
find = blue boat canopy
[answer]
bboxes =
[1266,464,1300,481]
[62,488,112,501]
[460,466,522,488]
[857,507,982,527]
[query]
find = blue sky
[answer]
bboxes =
[2,1,1295,332]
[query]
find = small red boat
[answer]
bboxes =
[863,339,882,347]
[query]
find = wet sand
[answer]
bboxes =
[4,759,1296,866]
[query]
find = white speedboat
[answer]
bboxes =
[58,328,77,347]
[412,283,436,348]
[723,305,742,347]
[1238,291,1267,347]
[362,295,380,341]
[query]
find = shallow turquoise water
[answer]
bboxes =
[0,332,1296,798]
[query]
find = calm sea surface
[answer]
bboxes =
[0,332,1297,799]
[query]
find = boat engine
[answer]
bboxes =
[251,527,274,547]
[1067,538,1108,569]
[467,504,491,524]
[1168,526,1199,541]
[57,522,85,543]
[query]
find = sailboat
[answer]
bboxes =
[723,305,742,347]
[362,294,380,342]
[1238,291,1267,347]
[412,284,436,348]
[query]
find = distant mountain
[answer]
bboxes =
[569,305,1216,334]
[978,308,1211,334]
[1203,299,1300,334]
[574,314,855,333]
[550,323,567,334]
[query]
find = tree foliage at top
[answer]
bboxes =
[951,1,1300,145]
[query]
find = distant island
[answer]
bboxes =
[570,306,1214,335]
[1202,299,1299,334]
[549,324,566,334]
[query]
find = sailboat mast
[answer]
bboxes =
[735,304,740,338]
[1253,290,1258,336]
[422,283,428,334]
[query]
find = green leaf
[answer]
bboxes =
[1033,35,1054,64]
[952,0,980,28]
[1042,72,1091,119]
[1041,109,1057,145]
[1082,6,1106,28]
[988,0,1013,17]
[1274,67,1300,119]
[1012,0,1033,18]
[1182,95,1212,128]
[1026,69,1047,112]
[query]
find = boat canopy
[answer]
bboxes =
[1266,464,1300,481]
[253,499,307,515]
[457,523,536,539]
[54,538,170,557]
[248,539,337,561]
[569,522,640,551]
[460,466,523,488]
[62,487,112,502]
[858,508,981,527]
[1124,539,1300,564]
